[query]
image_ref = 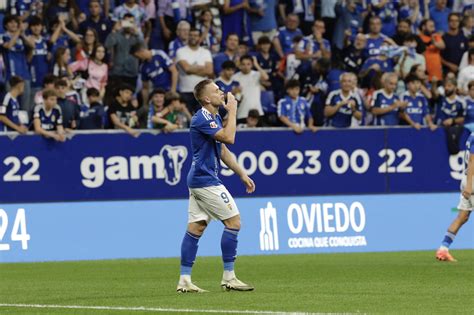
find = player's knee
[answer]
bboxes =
[187,221,207,235]
[224,216,241,230]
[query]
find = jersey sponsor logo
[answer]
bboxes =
[259,202,279,251]
[209,121,218,128]
[80,145,188,188]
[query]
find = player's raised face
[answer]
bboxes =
[204,83,224,106]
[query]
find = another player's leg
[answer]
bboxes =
[220,214,254,291]
[436,210,471,262]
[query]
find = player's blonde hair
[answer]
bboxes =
[193,79,214,105]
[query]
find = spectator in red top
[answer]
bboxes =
[419,19,445,81]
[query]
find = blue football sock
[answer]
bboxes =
[441,231,456,248]
[180,231,201,275]
[221,227,239,271]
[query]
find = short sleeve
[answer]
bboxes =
[325,92,335,106]
[33,105,41,119]
[371,93,380,108]
[0,94,8,115]
[202,48,213,63]
[56,106,63,125]
[197,114,222,137]
[277,99,287,117]
[175,47,185,63]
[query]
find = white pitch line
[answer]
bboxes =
[0,303,324,315]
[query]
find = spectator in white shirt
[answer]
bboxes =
[458,48,474,94]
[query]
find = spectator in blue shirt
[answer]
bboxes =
[213,33,240,76]
[130,44,178,105]
[79,0,113,44]
[78,88,105,129]
[221,0,252,47]
[364,16,397,58]
[33,88,66,142]
[277,79,317,133]
[248,0,278,45]
[0,15,33,112]
[371,72,408,126]
[324,72,362,128]
[168,20,190,60]
[430,0,451,33]
[434,77,465,126]
[333,0,363,51]
[297,20,331,61]
[400,74,437,130]
[0,76,28,133]
[273,13,303,58]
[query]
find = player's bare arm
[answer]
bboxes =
[221,144,255,194]
[214,92,237,144]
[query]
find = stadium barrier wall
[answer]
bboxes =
[1,193,472,263]
[0,127,470,203]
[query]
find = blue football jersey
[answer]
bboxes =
[276,26,303,55]
[0,33,31,80]
[187,108,224,188]
[365,34,387,58]
[371,89,400,126]
[465,97,474,125]
[168,38,185,59]
[325,90,361,128]
[141,49,173,90]
[435,96,465,125]
[0,92,21,131]
[402,92,429,125]
[33,104,63,131]
[277,96,312,126]
[30,37,49,88]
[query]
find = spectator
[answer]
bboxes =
[457,48,474,94]
[298,20,331,61]
[147,88,166,129]
[0,76,28,133]
[395,34,426,80]
[34,74,57,108]
[158,0,190,47]
[104,14,144,106]
[441,13,468,74]
[429,0,451,33]
[55,78,79,129]
[302,57,330,126]
[113,0,147,28]
[433,78,464,126]
[273,13,303,58]
[464,80,474,132]
[176,28,213,114]
[453,0,474,13]
[168,20,190,60]
[255,36,282,98]
[0,15,33,112]
[49,17,81,57]
[75,28,99,61]
[52,47,73,78]
[248,0,278,45]
[238,108,260,128]
[213,33,240,76]
[419,18,445,81]
[392,19,426,54]
[278,0,314,35]
[197,9,220,54]
[12,0,43,21]
[342,33,367,74]
[79,0,113,44]
[320,0,337,42]
[398,0,427,33]
[78,88,105,129]
[26,16,50,107]
[400,74,437,130]
[69,44,109,98]
[130,43,178,106]
[277,79,317,133]
[461,13,473,37]
[409,63,433,99]
[215,60,242,118]
[371,72,407,126]
[324,73,362,128]
[368,0,398,37]
[333,0,363,52]
[233,55,269,122]
[365,16,396,58]
[108,84,140,137]
[149,91,192,132]
[45,0,80,31]
[221,0,252,47]
[33,89,66,142]
[459,35,474,68]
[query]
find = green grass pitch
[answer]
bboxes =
[1,250,473,314]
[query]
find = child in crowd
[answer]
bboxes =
[150,91,192,133]
[78,88,105,129]
[33,89,65,142]
[0,76,28,133]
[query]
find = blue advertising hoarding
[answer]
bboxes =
[0,193,472,263]
[0,128,469,203]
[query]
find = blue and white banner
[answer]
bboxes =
[0,128,469,203]
[1,193,472,263]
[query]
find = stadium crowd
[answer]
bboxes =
[0,0,473,140]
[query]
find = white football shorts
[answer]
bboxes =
[457,177,474,211]
[188,185,240,223]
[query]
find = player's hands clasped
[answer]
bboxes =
[240,174,256,194]
[224,92,238,114]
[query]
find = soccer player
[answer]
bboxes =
[436,133,473,261]
[33,89,66,142]
[0,76,28,133]
[177,79,255,293]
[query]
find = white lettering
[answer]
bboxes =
[287,203,303,234]
[80,157,104,188]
